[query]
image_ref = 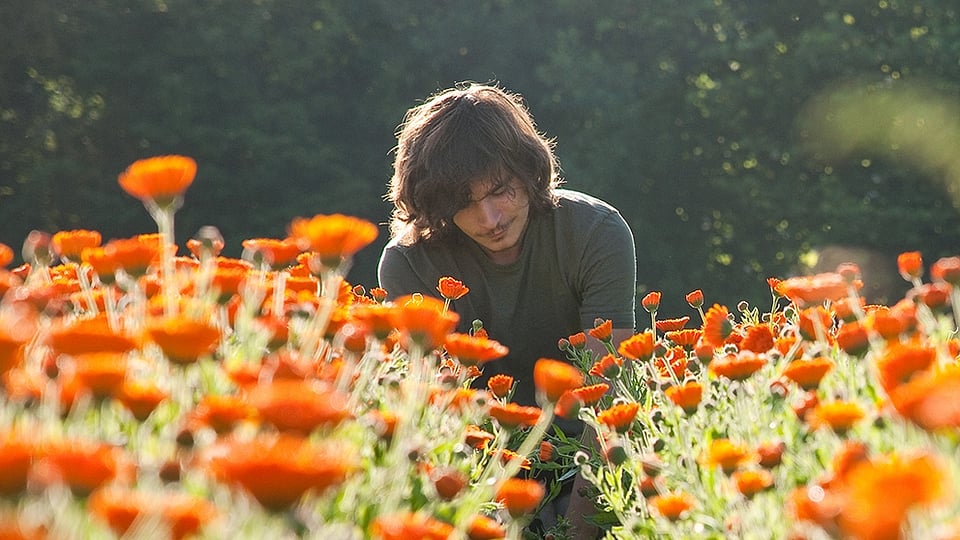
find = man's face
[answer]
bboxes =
[453,177,531,264]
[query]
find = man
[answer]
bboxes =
[377,82,637,538]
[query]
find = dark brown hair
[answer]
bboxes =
[387,83,560,244]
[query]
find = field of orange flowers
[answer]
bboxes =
[1,155,959,540]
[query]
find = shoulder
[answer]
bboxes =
[551,189,630,234]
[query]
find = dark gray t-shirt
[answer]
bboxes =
[378,189,637,406]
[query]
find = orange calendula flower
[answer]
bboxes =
[51,229,102,263]
[533,358,584,403]
[464,425,495,449]
[837,451,947,540]
[567,332,587,350]
[641,291,662,313]
[756,440,786,469]
[664,328,701,350]
[649,491,695,521]
[247,380,353,435]
[539,441,556,462]
[739,324,775,354]
[0,432,36,498]
[702,439,751,474]
[288,213,379,269]
[144,317,221,365]
[571,382,610,406]
[187,394,258,435]
[782,356,834,391]
[205,434,357,512]
[241,237,302,269]
[493,448,532,470]
[836,321,871,357]
[370,512,454,540]
[46,316,139,356]
[118,155,197,208]
[701,304,734,347]
[443,333,508,367]
[0,327,29,376]
[732,469,774,498]
[685,289,704,309]
[0,243,12,267]
[495,478,545,518]
[588,318,613,342]
[589,353,623,379]
[777,272,851,306]
[467,514,507,540]
[116,380,169,422]
[68,352,129,401]
[37,439,136,497]
[437,276,469,300]
[888,366,960,431]
[931,255,960,284]
[806,400,865,435]
[655,316,691,333]
[875,341,936,392]
[392,294,460,350]
[618,330,656,362]
[664,380,703,414]
[489,402,542,429]
[708,351,767,381]
[82,237,161,282]
[897,251,924,281]
[88,487,217,540]
[597,401,640,433]
[487,374,514,398]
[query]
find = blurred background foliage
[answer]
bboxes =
[2,0,959,316]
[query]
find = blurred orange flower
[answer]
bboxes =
[51,229,102,263]
[732,469,774,498]
[288,214,378,268]
[0,432,36,498]
[464,425,495,449]
[370,512,454,540]
[241,237,302,269]
[118,155,197,208]
[533,358,584,403]
[0,242,12,267]
[37,439,136,496]
[702,439,751,474]
[709,351,767,381]
[467,514,506,540]
[188,394,258,435]
[875,342,936,392]
[665,329,701,350]
[144,317,221,365]
[782,356,834,391]
[649,491,695,521]
[247,380,352,434]
[116,380,169,422]
[68,352,129,401]
[589,353,623,379]
[838,451,947,540]
[896,251,924,281]
[806,400,865,435]
[88,487,217,540]
[777,272,851,306]
[391,294,460,350]
[888,366,960,431]
[46,316,139,356]
[701,304,734,348]
[664,380,703,414]
[205,434,356,512]
[488,402,542,429]
[495,478,545,518]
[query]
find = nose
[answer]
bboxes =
[475,198,501,229]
